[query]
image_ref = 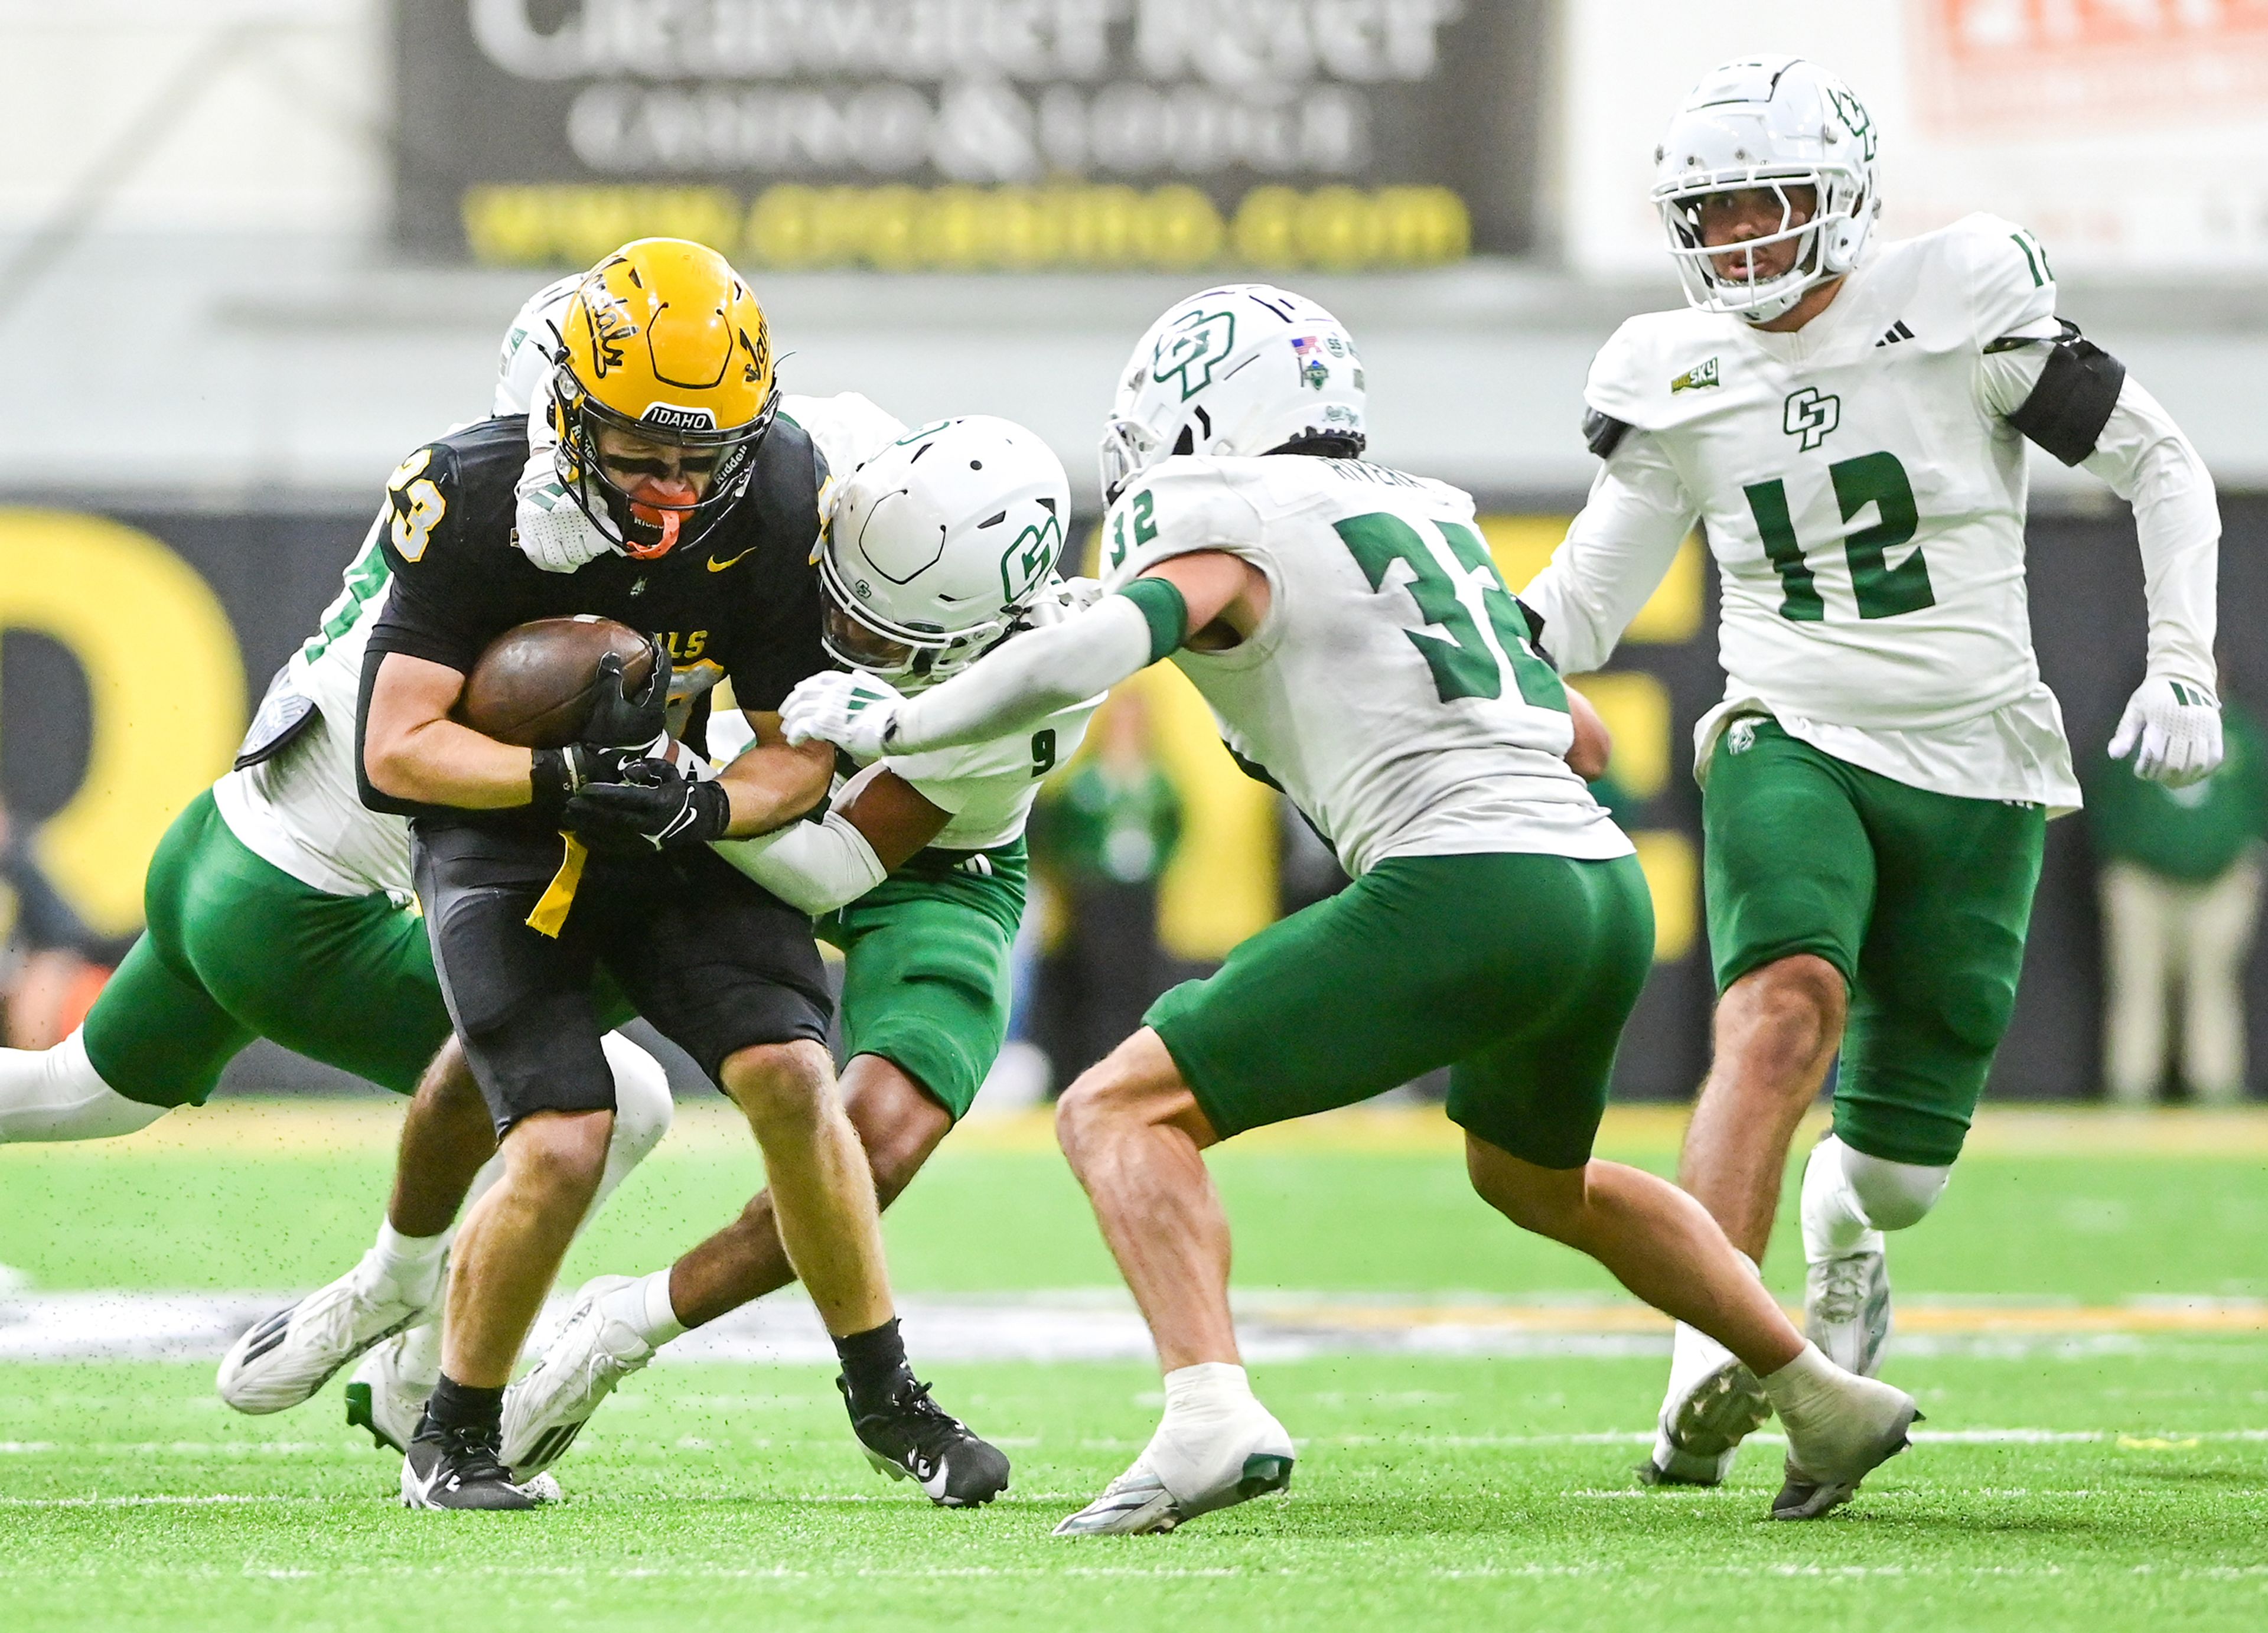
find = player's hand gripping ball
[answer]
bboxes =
[2110,674,2224,787]
[781,672,907,760]
[565,760,732,852]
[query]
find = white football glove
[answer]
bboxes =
[780,671,907,760]
[2109,674,2224,787]
[513,452,621,573]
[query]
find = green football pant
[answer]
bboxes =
[1146,851,1656,1169]
[80,791,452,1107]
[817,851,1027,1123]
[1703,718,2047,1168]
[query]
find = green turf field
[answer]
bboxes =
[2,1103,2264,1631]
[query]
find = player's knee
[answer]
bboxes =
[1055,1042,1198,1169]
[1841,1145,1950,1231]
[843,1074,949,1209]
[1723,954,1847,1074]
[501,1107,613,1202]
[1467,1139,1588,1244]
[721,1040,836,1139]
[599,1033,674,1169]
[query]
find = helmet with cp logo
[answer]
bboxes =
[1100,283,1366,507]
[1652,57,1882,324]
[549,238,781,559]
[819,417,1070,690]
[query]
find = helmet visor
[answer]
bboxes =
[554,361,778,559]
[822,599,923,677]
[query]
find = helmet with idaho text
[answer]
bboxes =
[549,238,781,559]
[1652,57,1881,324]
[819,416,1070,690]
[1099,283,1366,507]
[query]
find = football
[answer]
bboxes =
[457,614,657,748]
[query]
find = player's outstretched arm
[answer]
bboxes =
[1517,433,1696,676]
[781,552,1260,759]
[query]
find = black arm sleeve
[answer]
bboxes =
[1583,408,1631,459]
[2005,319,2127,467]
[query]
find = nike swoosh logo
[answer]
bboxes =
[708,548,754,572]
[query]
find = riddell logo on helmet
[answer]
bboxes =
[641,403,718,432]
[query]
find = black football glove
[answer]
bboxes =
[582,635,671,747]
[529,742,647,820]
[564,759,731,852]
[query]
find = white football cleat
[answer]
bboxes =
[345,1326,441,1455]
[1640,1332,1771,1487]
[1054,1403,1295,1537]
[1806,1246,1892,1378]
[219,1251,439,1414]
[1772,1366,1918,1520]
[500,1275,654,1481]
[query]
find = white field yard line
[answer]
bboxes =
[3,1290,2266,1364]
[36,1100,2268,1158]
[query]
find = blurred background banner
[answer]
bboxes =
[395,0,1549,272]
[1561,0,2268,275]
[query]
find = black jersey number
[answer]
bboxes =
[1334,513,1566,712]
[1744,451,1934,623]
[1031,728,1057,777]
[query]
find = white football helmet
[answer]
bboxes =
[1652,57,1881,324]
[818,416,1069,689]
[1100,283,1366,506]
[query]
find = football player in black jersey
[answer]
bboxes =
[357,240,1006,1511]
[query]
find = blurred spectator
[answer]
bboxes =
[0,804,110,1050]
[1029,691,1184,1083]
[2090,695,2268,1104]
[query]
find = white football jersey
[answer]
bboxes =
[210,515,416,899]
[1099,454,1628,877]
[1533,213,2085,809]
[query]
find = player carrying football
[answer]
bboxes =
[468,413,1115,1476]
[782,282,1922,1531]
[353,239,1005,1510]
[1515,58,2221,1488]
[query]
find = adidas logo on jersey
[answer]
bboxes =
[1875,320,1916,348]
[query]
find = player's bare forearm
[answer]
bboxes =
[363,651,536,809]
[718,712,835,836]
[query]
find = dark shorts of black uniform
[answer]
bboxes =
[413,823,832,1134]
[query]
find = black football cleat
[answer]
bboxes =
[840,1374,1011,1508]
[399,1418,548,1511]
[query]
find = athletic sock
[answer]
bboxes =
[1161,1361,1257,1420]
[598,1269,686,1348]
[422,1373,506,1440]
[0,1032,170,1143]
[834,1317,913,1412]
[1139,1363,1289,1500]
[367,1221,451,1306]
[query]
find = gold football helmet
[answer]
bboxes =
[550,239,780,559]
